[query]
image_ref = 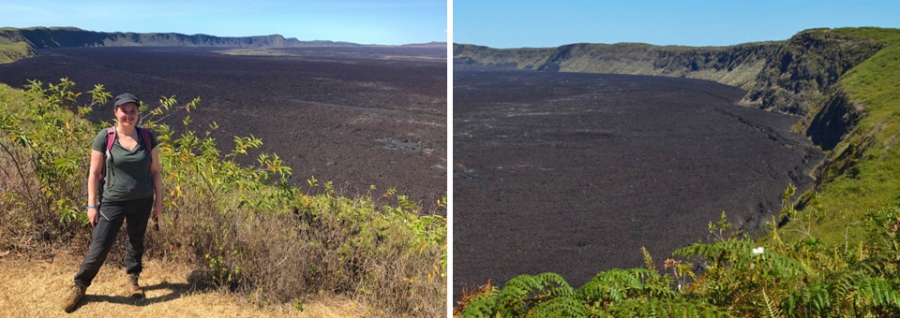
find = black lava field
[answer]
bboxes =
[0,47,446,211]
[453,71,822,297]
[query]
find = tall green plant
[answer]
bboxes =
[0,79,109,231]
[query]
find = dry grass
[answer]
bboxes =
[0,252,366,318]
[452,280,493,317]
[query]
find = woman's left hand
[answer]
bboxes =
[152,200,163,219]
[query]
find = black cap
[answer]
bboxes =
[114,93,140,107]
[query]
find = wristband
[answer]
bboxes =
[86,205,97,211]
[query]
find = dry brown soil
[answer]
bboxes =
[0,251,366,317]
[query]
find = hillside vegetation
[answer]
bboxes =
[789,28,900,244]
[0,80,446,317]
[456,27,900,316]
[0,42,33,64]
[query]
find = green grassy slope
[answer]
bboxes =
[0,28,34,64]
[0,42,33,64]
[786,29,900,243]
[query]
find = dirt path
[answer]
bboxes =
[0,252,365,317]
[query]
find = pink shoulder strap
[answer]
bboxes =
[100,127,116,183]
[105,126,152,158]
[138,127,152,150]
[137,127,153,164]
[105,127,116,155]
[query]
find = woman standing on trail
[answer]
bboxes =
[62,93,163,313]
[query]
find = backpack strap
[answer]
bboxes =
[98,127,116,199]
[137,126,153,163]
[138,127,152,148]
[105,126,116,157]
[103,126,116,173]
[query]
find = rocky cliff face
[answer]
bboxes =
[805,87,863,151]
[737,29,887,190]
[543,42,780,89]
[455,29,887,118]
[806,86,870,186]
[741,29,884,116]
[454,42,780,89]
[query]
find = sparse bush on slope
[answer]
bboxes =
[0,80,446,317]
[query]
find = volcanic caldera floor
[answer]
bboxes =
[453,71,822,298]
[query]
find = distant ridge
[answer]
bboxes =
[399,41,447,48]
[0,26,360,49]
[456,27,897,117]
[454,41,781,90]
[0,27,446,64]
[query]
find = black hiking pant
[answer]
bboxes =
[74,196,153,288]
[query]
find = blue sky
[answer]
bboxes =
[0,0,446,45]
[455,0,900,48]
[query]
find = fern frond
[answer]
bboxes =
[494,272,574,315]
[576,268,674,307]
[763,252,809,277]
[854,277,900,309]
[673,238,755,265]
[461,295,498,318]
[762,287,784,318]
[536,272,575,297]
[642,246,658,274]
[786,281,832,317]
[604,298,732,318]
[528,296,590,318]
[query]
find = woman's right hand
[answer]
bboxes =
[87,207,99,227]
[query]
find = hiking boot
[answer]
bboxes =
[125,274,144,299]
[61,285,86,313]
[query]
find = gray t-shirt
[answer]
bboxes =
[91,128,159,201]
